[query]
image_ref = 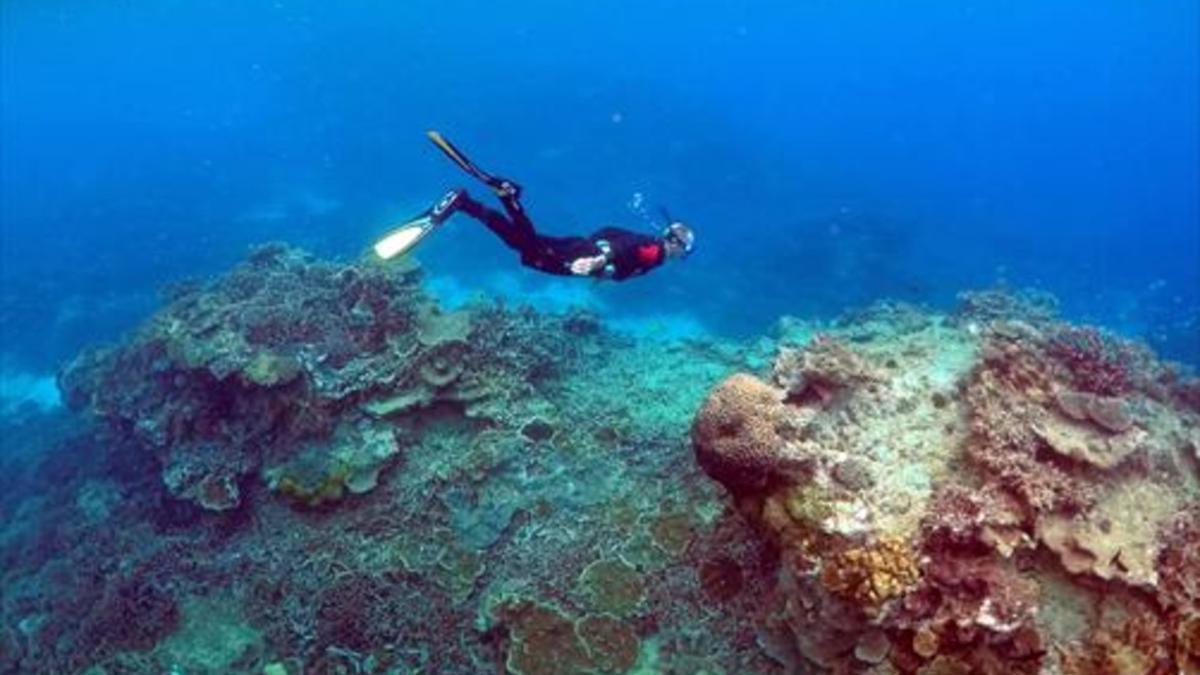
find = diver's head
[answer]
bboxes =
[662,221,695,260]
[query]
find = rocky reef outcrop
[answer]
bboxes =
[692,292,1200,674]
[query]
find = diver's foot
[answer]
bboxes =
[428,188,466,225]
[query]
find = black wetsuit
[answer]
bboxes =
[458,191,667,281]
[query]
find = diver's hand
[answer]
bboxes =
[570,255,608,276]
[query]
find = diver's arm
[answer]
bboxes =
[570,238,613,276]
[569,253,609,276]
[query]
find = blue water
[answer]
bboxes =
[3,1,1198,371]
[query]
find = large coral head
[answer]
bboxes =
[692,373,802,496]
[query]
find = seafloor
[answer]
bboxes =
[1,244,1197,675]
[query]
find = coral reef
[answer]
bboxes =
[5,244,774,674]
[691,292,1200,673]
[57,244,582,513]
[4,251,1197,675]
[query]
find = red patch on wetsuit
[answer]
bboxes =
[636,244,662,266]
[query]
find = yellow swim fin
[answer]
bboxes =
[373,215,439,260]
[427,130,485,179]
[426,130,518,198]
[373,188,466,260]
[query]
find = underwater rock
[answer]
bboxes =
[156,594,263,672]
[692,312,1200,674]
[1054,388,1134,433]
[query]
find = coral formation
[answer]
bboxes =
[691,373,792,495]
[577,558,646,617]
[57,244,582,512]
[690,290,1199,673]
[5,249,1197,675]
[773,334,885,405]
[818,536,920,610]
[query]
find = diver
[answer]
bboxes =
[372,132,695,281]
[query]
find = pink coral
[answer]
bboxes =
[1156,505,1200,616]
[964,337,1097,514]
[1044,326,1139,397]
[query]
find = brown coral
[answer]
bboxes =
[492,600,639,675]
[494,600,593,675]
[578,559,645,617]
[576,615,639,674]
[691,373,798,495]
[1177,616,1200,674]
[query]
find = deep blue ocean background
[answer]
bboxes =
[2,0,1198,386]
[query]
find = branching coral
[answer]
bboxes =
[964,336,1098,513]
[1044,326,1140,397]
[1156,505,1200,615]
[314,573,388,651]
[920,484,1029,558]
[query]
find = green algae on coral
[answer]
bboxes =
[273,468,349,508]
[577,614,640,674]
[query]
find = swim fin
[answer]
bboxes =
[426,130,520,199]
[373,188,466,260]
[373,215,438,260]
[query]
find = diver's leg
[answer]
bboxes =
[497,191,536,237]
[457,191,537,252]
